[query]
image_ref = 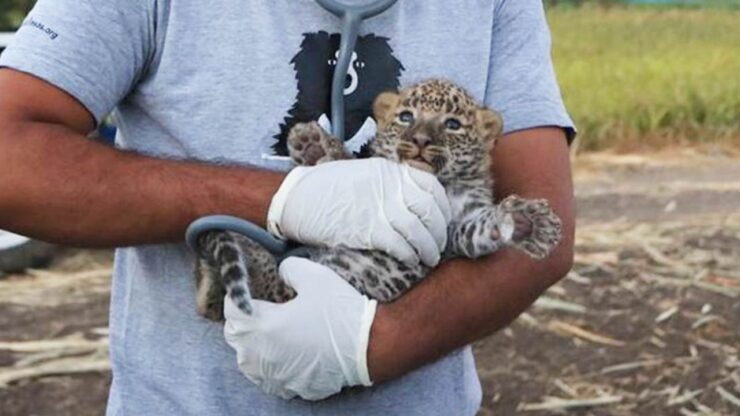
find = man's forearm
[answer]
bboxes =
[0,119,284,247]
[367,243,573,382]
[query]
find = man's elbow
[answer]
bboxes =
[0,121,13,201]
[544,220,575,287]
[0,118,26,220]
[549,244,574,284]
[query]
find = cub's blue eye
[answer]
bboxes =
[445,118,462,131]
[398,111,414,124]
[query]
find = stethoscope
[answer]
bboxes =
[185,0,399,261]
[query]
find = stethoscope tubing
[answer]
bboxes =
[315,0,398,141]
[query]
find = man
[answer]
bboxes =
[0,0,575,414]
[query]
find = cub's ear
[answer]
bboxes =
[373,91,401,128]
[475,108,503,143]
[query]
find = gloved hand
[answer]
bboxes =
[223,257,377,400]
[267,158,451,267]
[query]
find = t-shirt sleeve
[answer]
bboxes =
[485,0,576,142]
[0,0,154,124]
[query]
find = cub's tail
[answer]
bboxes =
[199,231,253,315]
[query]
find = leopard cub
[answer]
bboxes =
[194,79,562,320]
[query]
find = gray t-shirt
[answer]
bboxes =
[1,1,574,414]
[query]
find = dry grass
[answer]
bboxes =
[478,215,740,415]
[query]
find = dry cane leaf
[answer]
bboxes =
[519,395,624,411]
[548,320,626,347]
[0,357,110,388]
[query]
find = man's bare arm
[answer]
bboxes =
[0,69,285,247]
[366,127,575,382]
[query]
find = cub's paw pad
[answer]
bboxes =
[287,122,330,166]
[498,195,562,259]
[512,212,534,241]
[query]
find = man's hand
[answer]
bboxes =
[268,158,451,267]
[223,257,377,400]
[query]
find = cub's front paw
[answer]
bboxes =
[287,121,348,166]
[497,195,562,260]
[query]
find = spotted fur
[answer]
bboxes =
[195,79,562,320]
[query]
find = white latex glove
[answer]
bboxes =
[267,158,451,267]
[223,257,378,401]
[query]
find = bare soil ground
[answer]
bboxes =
[1,151,739,416]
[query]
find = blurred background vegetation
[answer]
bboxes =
[545,0,740,151]
[0,0,33,31]
[1,0,738,151]
[550,4,740,151]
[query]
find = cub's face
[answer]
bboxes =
[370,80,503,182]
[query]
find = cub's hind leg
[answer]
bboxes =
[287,121,350,166]
[194,256,227,321]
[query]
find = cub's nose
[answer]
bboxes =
[411,134,432,148]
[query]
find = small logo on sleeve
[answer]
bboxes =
[23,18,59,40]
